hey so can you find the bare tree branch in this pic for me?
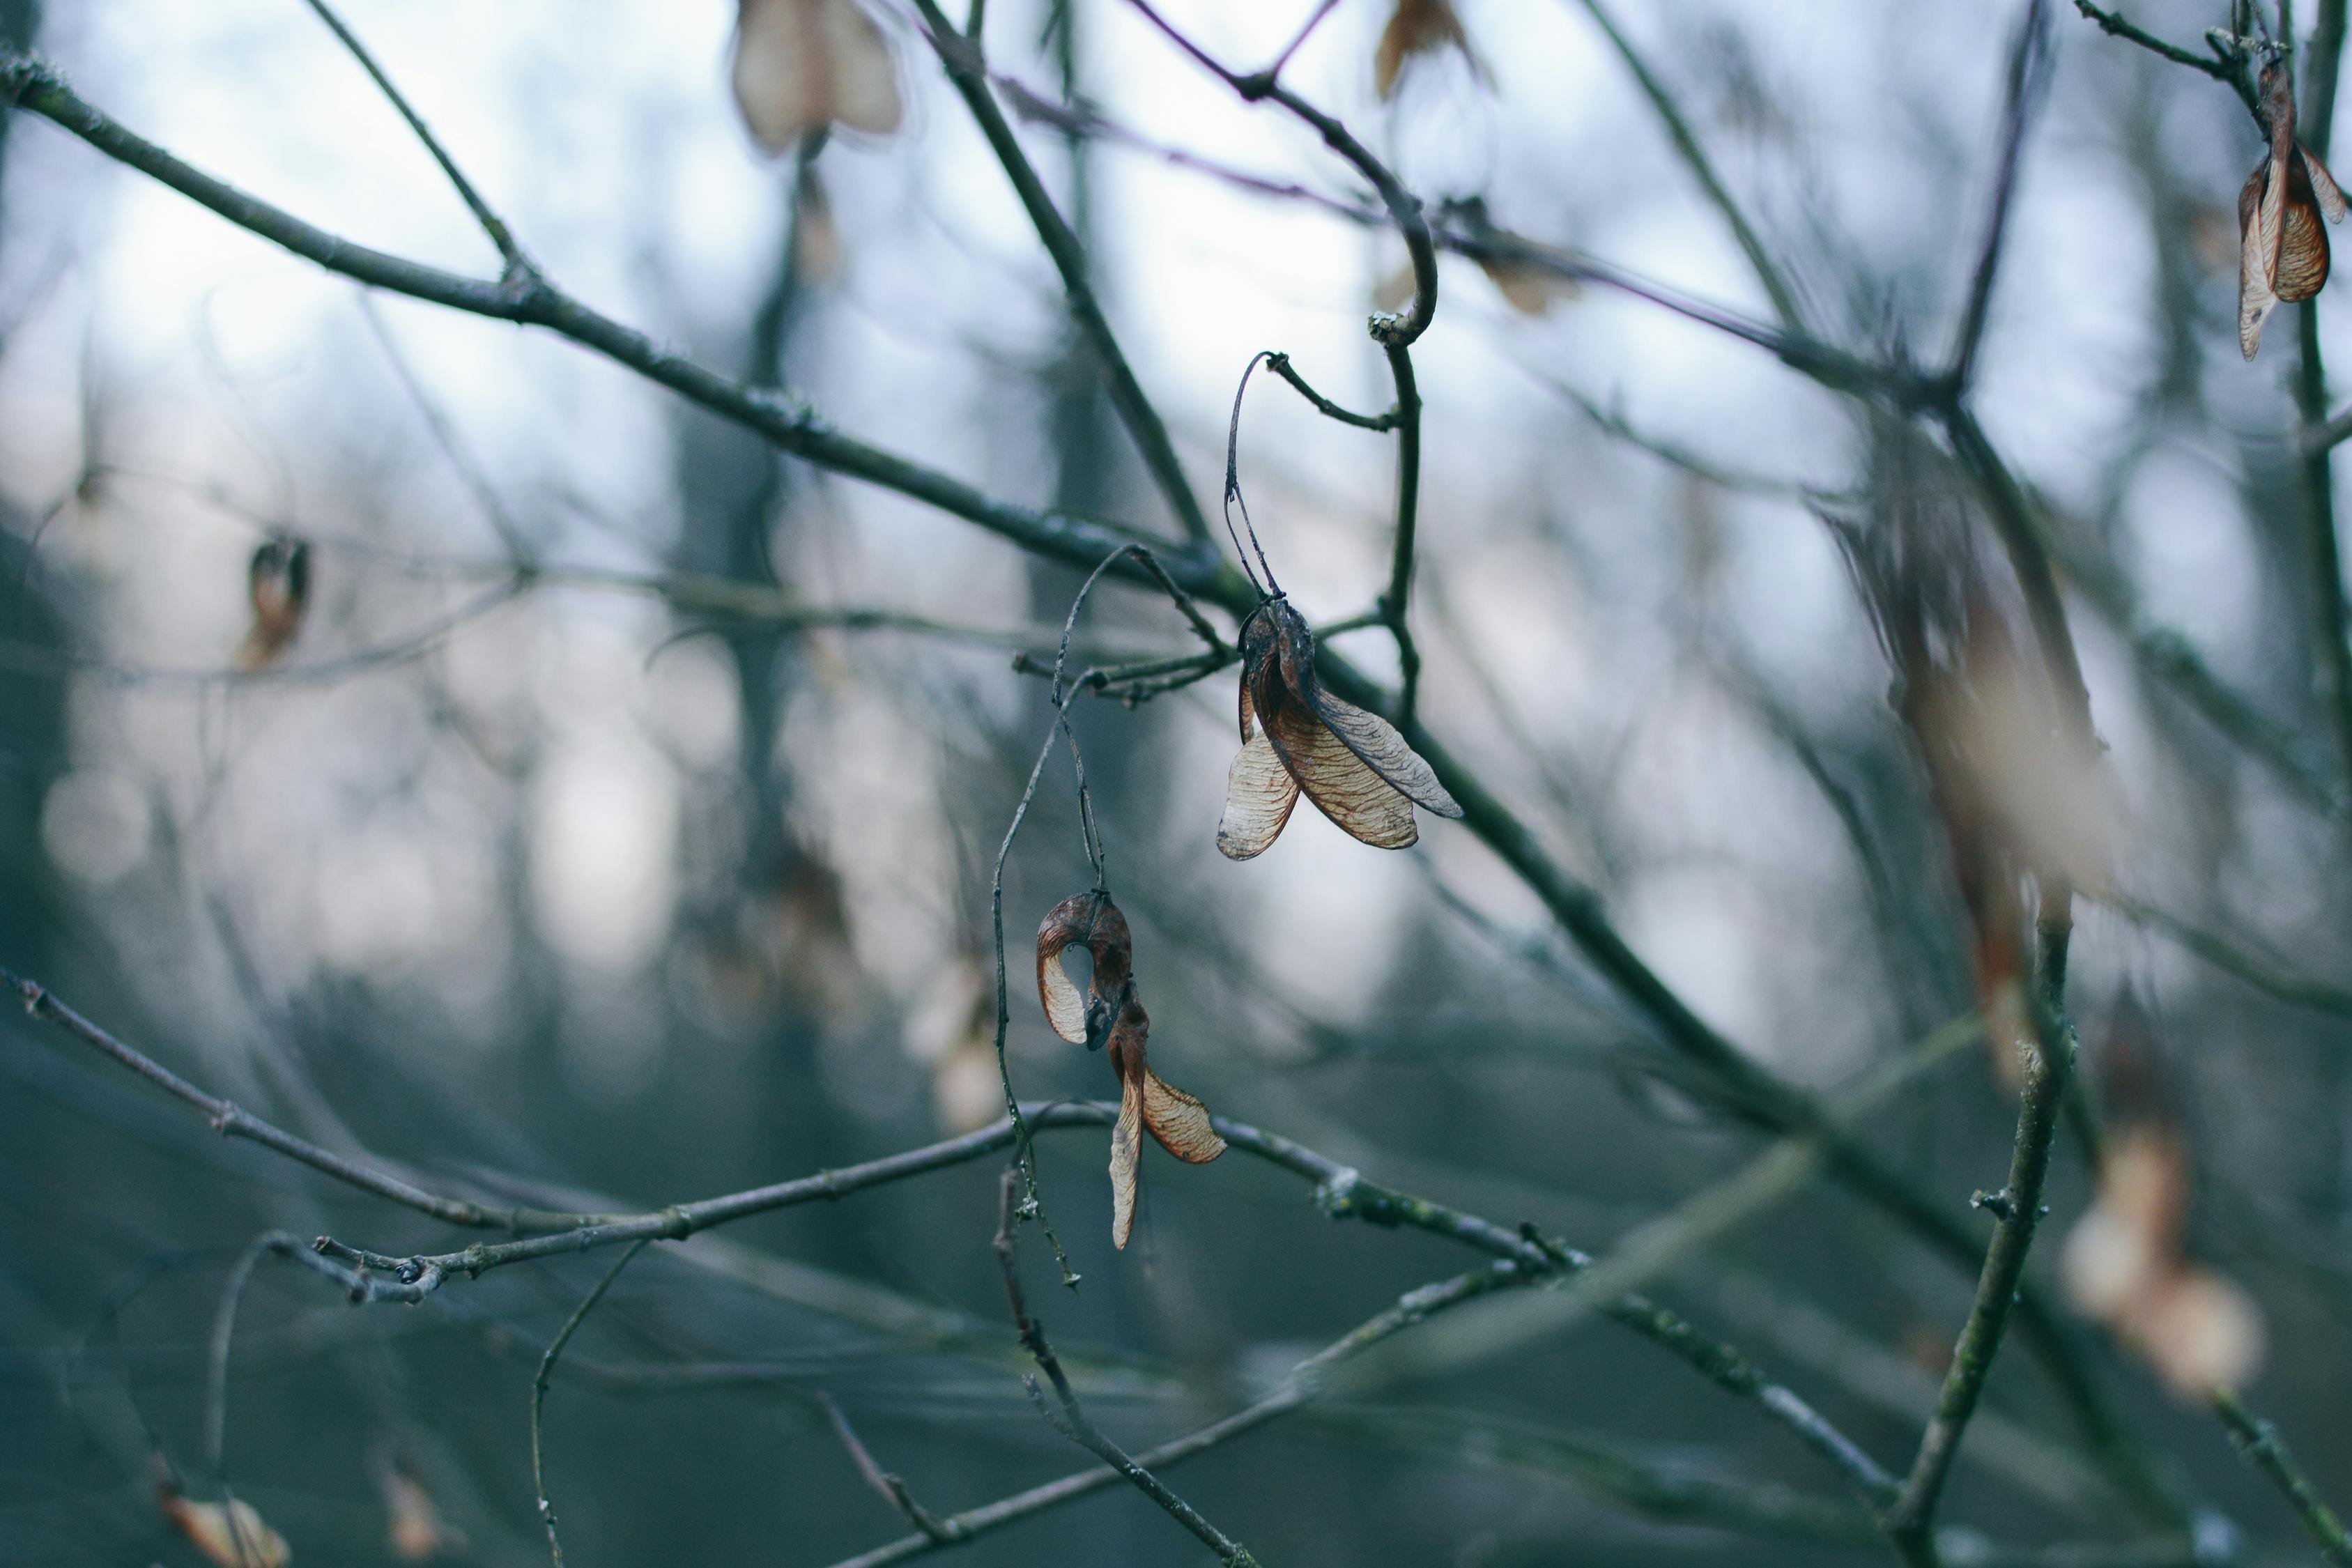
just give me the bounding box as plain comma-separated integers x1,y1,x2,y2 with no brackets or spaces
992,1166,1261,1565
2213,1387,2352,1565
909,1,1213,546
532,1241,648,1568
1570,0,1806,330
1946,0,2055,392
296,0,532,273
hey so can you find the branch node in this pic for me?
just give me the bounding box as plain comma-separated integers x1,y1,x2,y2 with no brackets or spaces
1969,1187,2016,1221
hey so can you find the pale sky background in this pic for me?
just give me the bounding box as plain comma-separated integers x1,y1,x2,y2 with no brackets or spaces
0,0,2297,1100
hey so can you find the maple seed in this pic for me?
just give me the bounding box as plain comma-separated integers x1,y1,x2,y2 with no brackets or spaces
1217,597,1463,859
237,536,310,672
160,1480,293,1568
1036,890,1224,1250
2238,61,2346,360
731,0,903,151
1373,0,1489,101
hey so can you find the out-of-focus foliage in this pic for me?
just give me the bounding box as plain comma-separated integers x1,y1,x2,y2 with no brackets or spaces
2,2,2350,1566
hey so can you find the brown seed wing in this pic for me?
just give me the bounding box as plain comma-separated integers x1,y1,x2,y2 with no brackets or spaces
1302,686,1463,817
1217,725,1302,860
2241,158,2282,359
2307,146,2348,224
2278,155,2333,302
1035,899,1091,1044
1109,1056,1143,1250
820,0,902,135
1142,1070,1225,1163
1374,0,1479,100
1264,701,1418,849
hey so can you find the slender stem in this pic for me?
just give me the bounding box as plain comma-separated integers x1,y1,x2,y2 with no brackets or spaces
907,0,1211,546
0,56,1191,589
1946,0,2053,392
2290,0,2352,822
1378,342,1424,728
820,1394,955,1544
1263,351,1397,431
2294,5,2352,829
2107,891,2352,1015
2213,1388,2352,1565
1121,0,1438,346
1262,0,1342,83
994,1167,1259,1565
1571,0,1805,330
1884,988,2077,1565
356,295,532,560
532,1241,647,1568
822,1261,1521,1568
297,0,529,271
2,964,597,1231
2072,1,2246,89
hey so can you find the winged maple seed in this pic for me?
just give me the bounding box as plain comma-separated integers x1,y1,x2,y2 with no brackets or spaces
236,537,310,672
731,0,902,152
1217,597,1463,859
159,1479,293,1568
2060,1123,2264,1398
1035,890,1224,1249
1373,0,1489,100
2239,60,2346,360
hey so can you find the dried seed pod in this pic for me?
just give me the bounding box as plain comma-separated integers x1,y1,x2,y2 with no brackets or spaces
1217,597,1462,859
160,1482,293,1568
732,0,902,151
2059,1045,2265,1401
374,1447,463,1562
236,536,310,671
1476,252,1578,315
2238,61,2345,360
1036,890,1223,1248
1373,0,1488,100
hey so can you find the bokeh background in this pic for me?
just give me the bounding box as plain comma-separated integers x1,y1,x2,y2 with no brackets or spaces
3,0,2349,1563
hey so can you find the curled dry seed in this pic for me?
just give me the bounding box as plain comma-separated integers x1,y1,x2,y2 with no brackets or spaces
236,537,309,672
1036,890,1223,1248
1217,597,1462,859
731,0,902,151
2239,61,2345,360
160,1482,293,1568
375,1445,464,1562
1373,0,1489,101
2060,1125,2263,1397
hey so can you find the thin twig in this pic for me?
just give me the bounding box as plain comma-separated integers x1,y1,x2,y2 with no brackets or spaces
2293,0,2352,831
822,1261,1522,1568
2212,1387,2352,1565
2034,510,2344,815
1570,0,1806,330
820,1394,956,1544
532,1241,647,1568
1379,342,1424,727
0,578,527,689
0,56,1194,590
907,0,1211,546
356,295,532,561
1122,0,1438,347
1262,351,1397,431
2106,892,2352,1017
992,1167,1259,1565
3,964,598,1231
1884,988,2077,1565
2071,1,2246,89
1946,0,2054,392
296,0,530,272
